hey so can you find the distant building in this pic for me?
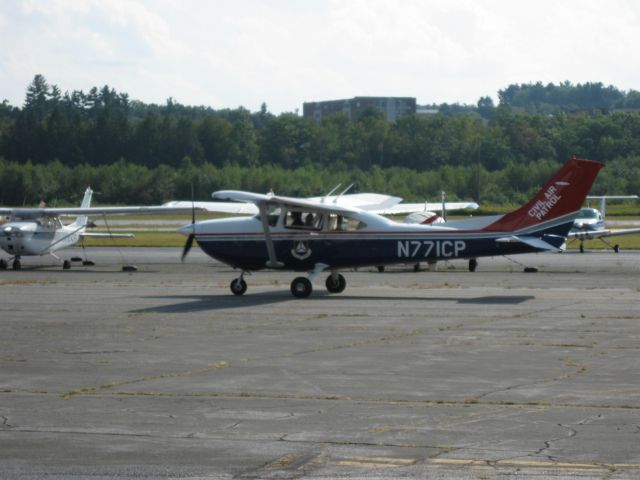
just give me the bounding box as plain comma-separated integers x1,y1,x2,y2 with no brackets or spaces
303,96,416,121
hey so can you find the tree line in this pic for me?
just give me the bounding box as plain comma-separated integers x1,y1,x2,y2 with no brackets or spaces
1,75,639,206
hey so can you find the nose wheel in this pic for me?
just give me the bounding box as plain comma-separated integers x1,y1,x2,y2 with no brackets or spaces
230,277,248,296
291,277,313,298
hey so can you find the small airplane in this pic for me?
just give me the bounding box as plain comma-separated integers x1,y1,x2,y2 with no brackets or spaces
568,195,640,252
179,157,603,298
0,187,198,270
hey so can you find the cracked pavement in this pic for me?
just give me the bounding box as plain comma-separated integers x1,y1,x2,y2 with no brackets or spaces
1,248,640,478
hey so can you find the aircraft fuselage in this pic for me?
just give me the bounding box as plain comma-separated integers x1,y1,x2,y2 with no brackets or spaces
187,213,572,271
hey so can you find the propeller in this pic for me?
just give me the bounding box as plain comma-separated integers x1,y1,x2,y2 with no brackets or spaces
181,183,196,262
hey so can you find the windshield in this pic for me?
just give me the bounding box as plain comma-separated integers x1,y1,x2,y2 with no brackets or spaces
577,208,598,219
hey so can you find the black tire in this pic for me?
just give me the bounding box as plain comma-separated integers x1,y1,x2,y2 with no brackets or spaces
0,259,7,270
230,278,247,296
325,273,346,294
12,259,21,271
377,265,385,272
62,260,71,270
291,277,312,298
468,258,478,272
614,244,620,253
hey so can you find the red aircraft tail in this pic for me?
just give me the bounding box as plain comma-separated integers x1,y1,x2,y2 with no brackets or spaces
483,157,604,232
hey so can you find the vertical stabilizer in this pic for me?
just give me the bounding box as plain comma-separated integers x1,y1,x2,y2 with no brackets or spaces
72,187,93,227
483,157,604,233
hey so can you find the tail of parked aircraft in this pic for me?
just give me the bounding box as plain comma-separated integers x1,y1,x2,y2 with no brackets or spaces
72,187,93,228
483,157,604,234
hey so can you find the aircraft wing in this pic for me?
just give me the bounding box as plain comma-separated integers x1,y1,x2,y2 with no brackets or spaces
306,193,403,211
568,227,640,240
162,201,259,214
2,205,202,219
212,190,361,215
164,193,402,214
372,201,480,215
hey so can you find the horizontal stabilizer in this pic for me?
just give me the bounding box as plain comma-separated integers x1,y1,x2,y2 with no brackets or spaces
496,235,562,252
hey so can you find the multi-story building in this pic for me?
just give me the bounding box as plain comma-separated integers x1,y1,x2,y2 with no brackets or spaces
303,96,416,121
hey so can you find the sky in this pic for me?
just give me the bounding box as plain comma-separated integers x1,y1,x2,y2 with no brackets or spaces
1,0,639,114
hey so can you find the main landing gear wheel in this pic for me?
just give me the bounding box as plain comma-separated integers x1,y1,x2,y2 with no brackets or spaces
230,278,247,296
0,259,7,270
12,259,21,271
291,277,312,298
62,260,71,270
325,273,346,294
468,258,478,272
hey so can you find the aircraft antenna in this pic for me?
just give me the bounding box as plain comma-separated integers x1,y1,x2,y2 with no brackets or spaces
322,184,341,203
335,183,354,203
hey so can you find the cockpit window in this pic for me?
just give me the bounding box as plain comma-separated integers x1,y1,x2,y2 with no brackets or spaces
577,209,598,219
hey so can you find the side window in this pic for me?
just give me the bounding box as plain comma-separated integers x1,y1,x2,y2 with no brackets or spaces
328,214,366,231
285,210,323,230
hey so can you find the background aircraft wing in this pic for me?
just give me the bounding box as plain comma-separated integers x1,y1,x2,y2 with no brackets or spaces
372,201,480,215
568,229,610,240
7,205,204,218
569,227,640,240
213,190,361,215
604,227,640,237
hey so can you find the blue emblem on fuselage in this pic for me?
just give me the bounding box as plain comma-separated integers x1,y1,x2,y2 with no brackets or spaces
291,240,312,260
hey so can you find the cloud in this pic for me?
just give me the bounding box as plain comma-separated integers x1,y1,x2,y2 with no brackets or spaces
1,0,640,112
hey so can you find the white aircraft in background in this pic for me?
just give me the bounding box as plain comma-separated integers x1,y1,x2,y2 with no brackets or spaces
568,195,640,252
0,187,198,270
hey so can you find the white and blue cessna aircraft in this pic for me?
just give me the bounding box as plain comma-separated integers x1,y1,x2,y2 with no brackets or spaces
179,157,604,298
0,187,197,270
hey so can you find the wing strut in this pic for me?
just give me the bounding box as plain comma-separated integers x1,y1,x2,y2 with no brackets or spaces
258,203,284,268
